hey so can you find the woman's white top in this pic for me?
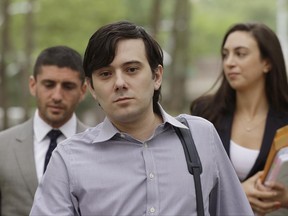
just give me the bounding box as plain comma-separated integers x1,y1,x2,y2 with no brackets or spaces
230,140,260,181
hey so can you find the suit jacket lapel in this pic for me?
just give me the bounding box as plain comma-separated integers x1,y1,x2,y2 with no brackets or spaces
12,119,38,197
215,108,288,181
9,119,87,197
218,113,233,156
248,108,288,178
11,118,87,198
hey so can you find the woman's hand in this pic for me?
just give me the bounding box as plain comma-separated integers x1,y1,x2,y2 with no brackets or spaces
242,171,281,215
259,180,288,209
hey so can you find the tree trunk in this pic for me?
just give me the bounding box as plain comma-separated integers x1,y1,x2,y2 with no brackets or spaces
21,0,35,120
167,0,191,113
150,0,162,39
0,0,11,130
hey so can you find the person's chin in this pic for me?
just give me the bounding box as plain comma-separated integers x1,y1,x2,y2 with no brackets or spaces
47,111,65,120
116,110,139,121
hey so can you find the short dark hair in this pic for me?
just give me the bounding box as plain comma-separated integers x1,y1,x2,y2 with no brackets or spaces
33,46,85,83
83,21,163,113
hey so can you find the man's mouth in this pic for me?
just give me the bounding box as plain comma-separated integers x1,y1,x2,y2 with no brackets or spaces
48,105,64,112
114,97,132,103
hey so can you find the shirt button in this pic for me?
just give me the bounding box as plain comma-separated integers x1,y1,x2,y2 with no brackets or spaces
149,207,156,213
144,142,148,148
149,172,154,179
120,133,125,138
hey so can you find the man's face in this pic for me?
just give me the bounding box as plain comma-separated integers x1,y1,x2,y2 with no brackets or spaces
88,39,162,126
29,66,86,128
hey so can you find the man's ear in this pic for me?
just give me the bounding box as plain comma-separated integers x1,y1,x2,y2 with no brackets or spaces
29,75,36,97
86,77,97,100
79,81,87,102
154,65,163,90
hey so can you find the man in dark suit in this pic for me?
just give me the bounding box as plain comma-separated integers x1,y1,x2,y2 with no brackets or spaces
0,46,87,216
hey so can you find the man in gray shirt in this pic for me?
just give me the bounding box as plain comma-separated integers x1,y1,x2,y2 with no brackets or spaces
30,21,254,216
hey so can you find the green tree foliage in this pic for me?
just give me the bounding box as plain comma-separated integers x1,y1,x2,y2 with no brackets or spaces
191,0,276,57
35,0,126,54
0,0,280,125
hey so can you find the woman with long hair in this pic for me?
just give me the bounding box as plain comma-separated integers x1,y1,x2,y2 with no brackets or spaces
191,22,288,215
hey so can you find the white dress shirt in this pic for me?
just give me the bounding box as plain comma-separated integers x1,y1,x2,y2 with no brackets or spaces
33,109,77,182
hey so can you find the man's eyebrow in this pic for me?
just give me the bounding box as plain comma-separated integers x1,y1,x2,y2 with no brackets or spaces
40,79,77,85
40,79,55,83
62,81,77,85
96,60,143,71
121,60,143,67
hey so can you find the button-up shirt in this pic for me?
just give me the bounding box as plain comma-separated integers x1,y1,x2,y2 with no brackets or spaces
30,107,253,216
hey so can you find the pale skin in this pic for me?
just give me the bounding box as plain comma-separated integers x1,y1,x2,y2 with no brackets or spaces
87,39,163,141
222,31,288,214
29,66,87,128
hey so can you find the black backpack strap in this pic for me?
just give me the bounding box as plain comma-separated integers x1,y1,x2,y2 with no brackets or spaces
174,117,204,216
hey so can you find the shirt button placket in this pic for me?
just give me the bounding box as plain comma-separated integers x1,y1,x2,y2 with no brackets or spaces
149,207,156,214
143,141,159,215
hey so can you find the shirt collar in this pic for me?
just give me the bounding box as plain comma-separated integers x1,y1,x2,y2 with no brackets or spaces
92,103,187,143
158,104,188,129
33,109,77,142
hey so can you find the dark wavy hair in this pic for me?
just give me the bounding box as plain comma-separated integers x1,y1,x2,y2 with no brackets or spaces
190,22,288,129
83,21,164,115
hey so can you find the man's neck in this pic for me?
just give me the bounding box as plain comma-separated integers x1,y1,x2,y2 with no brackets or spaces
112,112,163,142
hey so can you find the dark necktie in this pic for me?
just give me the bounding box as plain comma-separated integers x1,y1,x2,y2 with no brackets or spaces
44,129,62,173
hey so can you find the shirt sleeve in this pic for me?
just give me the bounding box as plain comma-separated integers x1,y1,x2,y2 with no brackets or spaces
209,125,254,216
30,145,78,216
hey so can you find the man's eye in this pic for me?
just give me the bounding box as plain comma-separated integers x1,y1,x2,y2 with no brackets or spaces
99,71,111,77
44,83,55,88
63,84,76,90
127,67,138,73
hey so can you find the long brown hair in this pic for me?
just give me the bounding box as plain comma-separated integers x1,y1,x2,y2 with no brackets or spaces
190,22,288,129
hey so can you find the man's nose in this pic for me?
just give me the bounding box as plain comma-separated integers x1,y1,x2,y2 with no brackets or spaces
114,71,127,90
51,85,63,102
